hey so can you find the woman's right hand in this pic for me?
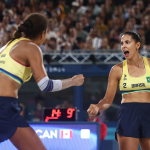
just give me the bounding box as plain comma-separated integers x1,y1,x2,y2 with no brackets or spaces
87,104,99,115
71,74,84,86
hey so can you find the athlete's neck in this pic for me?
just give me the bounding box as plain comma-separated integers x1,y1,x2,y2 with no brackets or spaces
127,54,143,67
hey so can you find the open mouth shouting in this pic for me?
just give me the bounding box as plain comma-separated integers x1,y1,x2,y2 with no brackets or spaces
123,50,129,57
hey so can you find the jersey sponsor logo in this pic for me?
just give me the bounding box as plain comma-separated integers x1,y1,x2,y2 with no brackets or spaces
1,54,6,57
0,61,5,64
123,74,127,80
131,83,145,88
26,76,30,80
146,77,150,83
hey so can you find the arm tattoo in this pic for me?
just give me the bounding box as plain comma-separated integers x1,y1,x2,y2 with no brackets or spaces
32,68,40,81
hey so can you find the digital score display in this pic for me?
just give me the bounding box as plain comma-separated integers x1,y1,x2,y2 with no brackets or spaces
44,108,76,121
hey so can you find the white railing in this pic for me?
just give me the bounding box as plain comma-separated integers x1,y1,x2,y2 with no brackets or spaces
42,49,149,64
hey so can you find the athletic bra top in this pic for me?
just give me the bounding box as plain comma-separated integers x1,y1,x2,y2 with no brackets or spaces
0,37,32,84
119,57,150,94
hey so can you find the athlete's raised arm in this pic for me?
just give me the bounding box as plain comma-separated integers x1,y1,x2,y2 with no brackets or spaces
87,64,122,115
26,43,84,92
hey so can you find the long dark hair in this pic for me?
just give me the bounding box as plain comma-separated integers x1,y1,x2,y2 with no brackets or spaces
13,13,48,40
121,31,142,50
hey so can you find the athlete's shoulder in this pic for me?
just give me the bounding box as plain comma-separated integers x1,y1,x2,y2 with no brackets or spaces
111,61,123,72
21,41,42,57
109,62,123,79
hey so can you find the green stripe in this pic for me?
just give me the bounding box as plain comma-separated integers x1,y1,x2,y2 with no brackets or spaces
122,89,150,95
0,70,22,84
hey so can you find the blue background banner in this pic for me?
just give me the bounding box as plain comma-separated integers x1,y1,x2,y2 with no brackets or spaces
45,65,113,76
0,122,100,150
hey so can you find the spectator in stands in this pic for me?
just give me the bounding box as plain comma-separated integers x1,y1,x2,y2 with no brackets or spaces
0,22,5,42
30,0,38,13
55,100,73,109
7,30,13,41
63,16,73,33
80,15,93,33
87,28,102,50
136,0,145,13
57,1,66,20
143,3,150,16
94,16,108,36
24,6,31,14
88,112,107,140
71,1,80,21
46,1,53,18
51,10,61,31
62,100,73,108
75,21,88,40
84,38,95,50
110,40,120,50
58,0,70,16
22,11,29,21
86,0,101,19
39,2,47,15
45,37,57,51
0,2,6,21
109,29,120,43
43,37,57,64
67,12,76,26
125,7,136,23
7,9,15,24
12,14,22,29
76,0,87,15
128,17,139,32
67,27,77,48
112,6,125,27
112,16,123,34
34,100,44,121
99,5,109,25
60,42,72,51
105,0,115,19
72,37,85,50
85,9,93,21
2,15,11,32
122,0,132,19
17,0,25,15
99,38,110,50
123,21,134,32
46,19,57,40
0,33,8,47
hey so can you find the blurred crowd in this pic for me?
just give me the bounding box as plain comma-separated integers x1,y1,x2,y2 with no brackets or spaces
0,0,150,53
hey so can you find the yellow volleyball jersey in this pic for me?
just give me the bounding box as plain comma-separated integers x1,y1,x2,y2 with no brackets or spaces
0,37,32,84
119,57,150,94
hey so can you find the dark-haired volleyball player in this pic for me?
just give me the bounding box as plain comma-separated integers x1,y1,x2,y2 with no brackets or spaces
0,13,84,150
88,31,150,150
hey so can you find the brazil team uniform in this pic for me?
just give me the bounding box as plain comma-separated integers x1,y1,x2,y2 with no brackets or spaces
0,38,32,142
116,57,150,139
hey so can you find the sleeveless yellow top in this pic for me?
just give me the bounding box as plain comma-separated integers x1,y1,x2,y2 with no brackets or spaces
0,37,32,84
119,57,150,94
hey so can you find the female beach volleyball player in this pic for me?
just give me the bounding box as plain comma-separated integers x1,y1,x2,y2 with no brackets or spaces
0,13,84,150
88,31,150,150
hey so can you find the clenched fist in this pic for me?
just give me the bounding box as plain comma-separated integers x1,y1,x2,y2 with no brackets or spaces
71,74,84,86
87,104,99,115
